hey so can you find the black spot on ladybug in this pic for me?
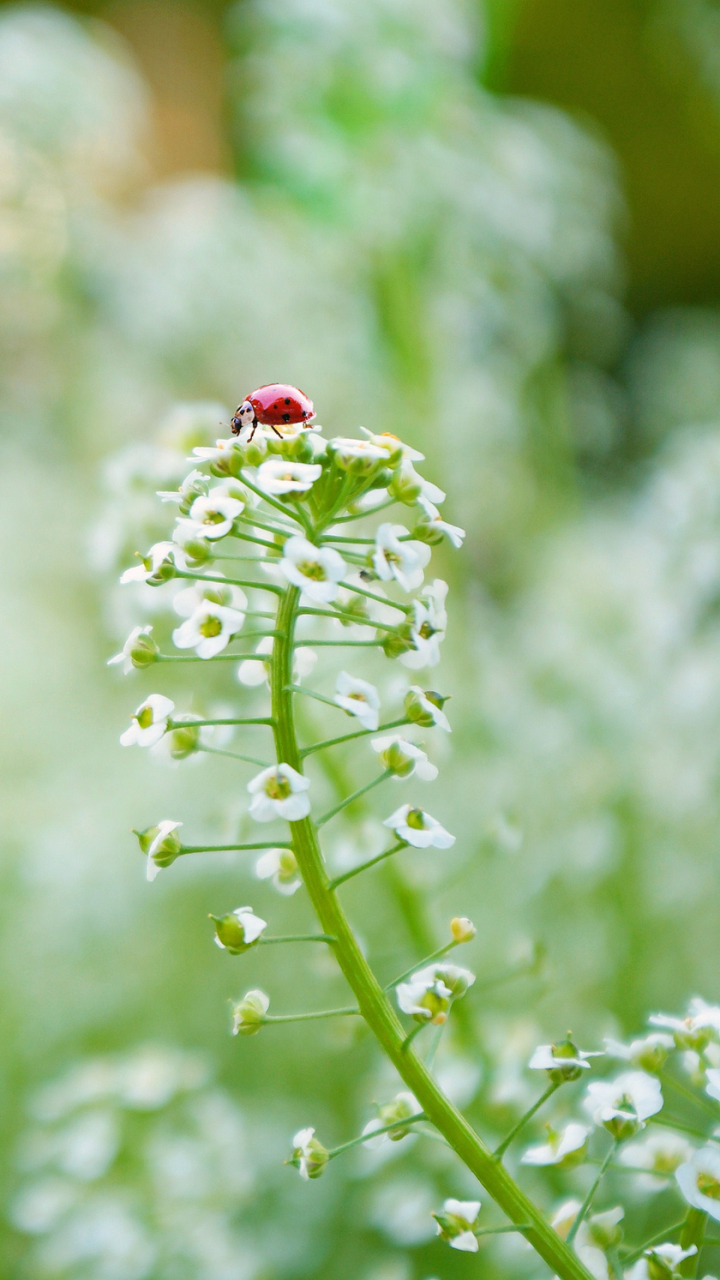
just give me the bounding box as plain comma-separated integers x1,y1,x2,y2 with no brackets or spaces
282,413,290,422
284,397,291,404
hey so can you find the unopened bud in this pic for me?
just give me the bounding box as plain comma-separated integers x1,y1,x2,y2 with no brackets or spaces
163,718,200,760
290,1127,329,1180
404,687,450,728
382,623,415,659
388,460,423,505
129,628,159,669
210,906,267,954
451,917,476,944
585,1207,623,1251
231,989,269,1035
134,819,183,878
378,1092,419,1141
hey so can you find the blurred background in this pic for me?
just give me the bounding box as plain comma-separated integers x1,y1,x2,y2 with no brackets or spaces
3,0,720,1275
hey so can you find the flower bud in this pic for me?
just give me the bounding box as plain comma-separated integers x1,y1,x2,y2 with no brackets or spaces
382,622,416,659
378,1092,420,1141
210,906,267,954
388,460,423,505
174,528,214,568
404,687,450,729
290,1127,329,1180
585,1207,623,1251
134,819,183,879
411,519,445,545
209,444,246,478
231,989,269,1035
432,1198,481,1252
451,917,476,944
163,718,200,760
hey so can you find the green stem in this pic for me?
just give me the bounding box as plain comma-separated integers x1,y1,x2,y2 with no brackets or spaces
493,1081,561,1160
263,1006,360,1024
385,940,459,991
296,639,384,647
259,934,336,945
157,652,272,664
328,842,407,890
170,717,274,728
286,683,340,709
236,473,311,531
298,606,397,633
199,746,270,766
649,1113,716,1142
661,1071,720,1121
567,1139,619,1244
269,584,596,1280
338,580,411,613
330,496,398,523
328,1112,426,1158
174,568,283,595
180,841,293,853
679,1208,707,1278
315,770,392,828
621,1219,688,1265
301,718,409,758
474,1225,534,1237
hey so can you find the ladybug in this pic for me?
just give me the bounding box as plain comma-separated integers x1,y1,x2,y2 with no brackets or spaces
231,384,315,440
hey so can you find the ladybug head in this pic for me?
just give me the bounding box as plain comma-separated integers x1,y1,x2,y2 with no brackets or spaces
231,400,255,436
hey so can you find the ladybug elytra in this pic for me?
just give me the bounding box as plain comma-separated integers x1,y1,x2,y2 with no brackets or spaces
231,384,315,440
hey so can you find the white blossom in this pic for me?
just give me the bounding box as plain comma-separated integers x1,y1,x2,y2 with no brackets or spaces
139,820,183,882
529,1040,601,1076
677,1147,720,1221
404,686,451,732
521,1122,590,1167
157,467,208,506
584,1071,663,1137
416,495,466,548
396,963,475,1024
184,491,244,540
255,847,301,895
172,578,247,618
334,672,380,730
107,626,157,673
383,804,455,848
390,459,446,506
291,1127,328,1180
248,763,311,822
649,998,720,1049
626,1243,697,1280
211,906,267,953
432,1198,481,1252
329,437,388,470
120,694,174,748
256,459,322,495
372,523,431,593
371,735,438,780
552,1203,624,1280
619,1131,694,1189
280,535,346,603
231,989,269,1036
237,636,316,687
359,428,424,463
192,438,245,466
400,580,448,669
172,601,245,659
119,541,175,585
604,1033,674,1073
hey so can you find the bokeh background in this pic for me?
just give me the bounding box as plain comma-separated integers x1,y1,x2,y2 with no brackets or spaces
3,0,720,1276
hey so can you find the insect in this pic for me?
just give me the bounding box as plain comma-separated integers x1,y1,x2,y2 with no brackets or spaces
231,384,315,441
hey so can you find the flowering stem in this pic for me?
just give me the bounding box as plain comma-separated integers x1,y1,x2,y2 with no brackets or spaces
180,841,293,853
199,746,270,766
679,1209,707,1278
661,1071,720,1120
262,1006,361,1024
567,1138,620,1244
650,1113,719,1142
328,842,408,890
171,717,275,728
327,1112,427,1159
474,1224,534,1236
157,652,270,663
331,496,398,522
316,770,393,828
236,474,311,530
298,606,398,633
338,580,412,613
295,639,385,647
230,530,279,551
285,683,341,709
493,1081,561,1159
269,583,595,1280
384,940,460,991
301,718,409,758
174,568,284,595
259,934,336,945
234,511,295,538
621,1219,688,1265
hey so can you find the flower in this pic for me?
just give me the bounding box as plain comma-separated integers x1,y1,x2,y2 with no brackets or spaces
521,1122,590,1167
649,997,720,1050
604,1033,674,1074
371,735,438,780
255,847,302,895
396,963,475,1024
210,906,267,954
626,1243,698,1280
171,520,214,569
677,1147,720,1221
383,804,455,848
359,428,424,464
450,917,477,943
529,1035,602,1082
192,437,245,467
552,1203,624,1280
329,437,388,474
404,686,451,732
120,541,176,586
231,989,269,1036
256,459,322,495
432,1198,481,1252
361,1092,420,1147
400,580,448,669
415,496,466,548
237,636,316,687
290,1128,328,1180
172,601,246,659
584,1071,663,1139
247,763,311,822
135,820,183,881
334,672,381,730
108,626,159,673
279,536,346,603
372,524,431,593
157,467,209,511
120,694,174,748
389,459,445,507
152,713,202,761
172,579,247,618
184,490,244,540
619,1131,694,1189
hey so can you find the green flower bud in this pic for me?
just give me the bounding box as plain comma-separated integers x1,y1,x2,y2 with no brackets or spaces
291,1127,329,1180
378,1092,419,1141
388,460,423,505
382,622,415,659
231,989,269,1035
163,719,200,760
411,519,445,545
134,820,183,878
450,917,476,944
404,687,450,728
585,1207,623,1251
127,628,159,669
210,906,267,954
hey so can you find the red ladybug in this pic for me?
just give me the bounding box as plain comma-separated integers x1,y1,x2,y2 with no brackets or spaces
231,384,315,440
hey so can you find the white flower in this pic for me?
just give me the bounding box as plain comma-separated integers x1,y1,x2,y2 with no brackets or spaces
256,459,322,494
330,437,388,471
584,1071,663,1138
677,1147,720,1221
383,804,455,848
120,541,176,585
416,495,466,548
361,1092,420,1148
248,763,311,822
157,467,208,506
211,905,267,953
192,437,244,465
529,1038,602,1079
255,847,302,895
120,694,174,748
280,536,346,603
619,1131,694,1189
291,1127,328,1180
432,1198,481,1252
390,459,446,506
184,491,244,540
605,1033,674,1073
359,427,425,463
137,820,183,882
626,1243,697,1280
521,1122,590,1167
649,997,720,1049
237,636,316,687
107,625,158,673
400,580,448,669
552,1203,624,1280
172,601,245,659
172,579,247,618
371,735,438,780
397,963,475,1024
372,524,431,593
404,686,451,732
231,989,269,1035
334,672,380,730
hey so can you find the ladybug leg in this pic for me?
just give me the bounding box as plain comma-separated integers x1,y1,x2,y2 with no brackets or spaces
270,424,284,439
247,417,259,441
